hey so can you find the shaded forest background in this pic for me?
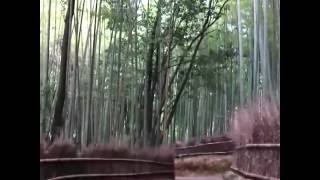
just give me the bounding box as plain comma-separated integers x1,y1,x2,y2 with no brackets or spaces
40,0,280,148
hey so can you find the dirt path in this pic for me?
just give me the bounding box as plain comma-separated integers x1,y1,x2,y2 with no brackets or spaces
175,174,223,180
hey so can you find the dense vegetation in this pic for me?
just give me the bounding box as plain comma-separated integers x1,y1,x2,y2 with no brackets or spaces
40,0,280,148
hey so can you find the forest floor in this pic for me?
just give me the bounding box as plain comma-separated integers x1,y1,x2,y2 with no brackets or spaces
174,155,233,180
175,175,224,180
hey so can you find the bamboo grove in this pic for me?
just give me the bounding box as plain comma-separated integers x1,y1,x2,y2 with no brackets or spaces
40,0,280,148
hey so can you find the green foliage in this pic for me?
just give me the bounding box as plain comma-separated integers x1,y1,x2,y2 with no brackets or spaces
40,0,279,145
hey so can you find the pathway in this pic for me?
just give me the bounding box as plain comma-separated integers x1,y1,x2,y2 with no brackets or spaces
176,175,223,180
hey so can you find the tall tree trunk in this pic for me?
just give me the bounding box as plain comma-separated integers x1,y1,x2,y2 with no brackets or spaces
116,0,124,136
104,22,115,142
236,0,244,106
87,0,101,145
143,0,162,146
262,0,271,98
252,0,259,101
50,0,75,141
109,26,117,139
42,0,52,137
96,23,103,143
72,0,86,147
224,70,228,131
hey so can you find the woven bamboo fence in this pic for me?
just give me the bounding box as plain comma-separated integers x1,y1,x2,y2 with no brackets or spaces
40,158,174,180
231,144,280,180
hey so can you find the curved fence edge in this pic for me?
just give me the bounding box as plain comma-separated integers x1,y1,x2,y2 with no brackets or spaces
230,166,279,180
176,140,234,150
40,158,174,166
47,171,174,180
175,151,234,158
236,143,280,150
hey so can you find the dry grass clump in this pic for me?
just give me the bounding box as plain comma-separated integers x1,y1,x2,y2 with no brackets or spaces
200,137,210,144
41,138,78,159
199,136,232,144
153,145,175,163
175,155,233,176
133,145,174,163
186,138,197,146
230,98,280,145
40,140,174,162
80,143,132,159
175,141,186,148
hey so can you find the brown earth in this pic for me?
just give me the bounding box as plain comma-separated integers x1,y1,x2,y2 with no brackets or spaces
175,155,233,178
175,174,224,180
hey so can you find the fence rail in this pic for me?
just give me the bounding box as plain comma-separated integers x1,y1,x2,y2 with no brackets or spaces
175,140,236,156
175,151,234,158
47,171,174,180
40,158,174,180
40,158,173,166
236,143,280,150
230,166,279,180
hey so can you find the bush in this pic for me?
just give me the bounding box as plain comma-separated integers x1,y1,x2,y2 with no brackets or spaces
80,143,132,159
230,98,280,145
175,141,185,148
186,138,197,146
40,138,77,159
